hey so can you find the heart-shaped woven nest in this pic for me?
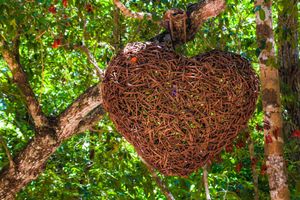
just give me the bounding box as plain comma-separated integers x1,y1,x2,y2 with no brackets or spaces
102,42,259,176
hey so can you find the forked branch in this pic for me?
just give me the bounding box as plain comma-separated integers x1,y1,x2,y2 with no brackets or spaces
0,40,48,129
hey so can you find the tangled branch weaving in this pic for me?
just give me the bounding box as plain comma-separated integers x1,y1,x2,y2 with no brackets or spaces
102,42,259,176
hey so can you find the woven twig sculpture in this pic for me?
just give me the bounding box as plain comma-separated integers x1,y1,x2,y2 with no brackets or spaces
102,42,259,176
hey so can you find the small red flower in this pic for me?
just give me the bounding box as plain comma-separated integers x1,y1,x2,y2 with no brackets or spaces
62,0,68,8
235,162,243,173
265,134,273,144
52,39,61,48
291,130,300,138
86,4,93,13
130,57,138,64
49,5,56,14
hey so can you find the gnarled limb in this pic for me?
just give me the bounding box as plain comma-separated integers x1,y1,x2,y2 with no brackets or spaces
0,83,104,199
151,0,226,46
187,0,226,28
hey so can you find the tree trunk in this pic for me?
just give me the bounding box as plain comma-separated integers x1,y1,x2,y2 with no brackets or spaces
254,0,290,199
278,0,299,130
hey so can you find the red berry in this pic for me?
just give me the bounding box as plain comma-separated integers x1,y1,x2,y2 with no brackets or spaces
52,39,61,48
130,57,138,64
49,5,56,14
235,162,243,173
291,130,300,138
86,4,93,12
62,0,68,8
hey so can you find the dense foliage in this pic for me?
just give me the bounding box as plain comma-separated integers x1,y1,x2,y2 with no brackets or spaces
0,0,299,199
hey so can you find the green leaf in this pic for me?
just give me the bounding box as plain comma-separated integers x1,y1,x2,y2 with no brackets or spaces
259,9,266,21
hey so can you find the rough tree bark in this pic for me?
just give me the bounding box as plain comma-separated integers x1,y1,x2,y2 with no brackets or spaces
278,0,299,130
114,0,226,47
254,0,290,199
0,0,226,199
0,41,104,200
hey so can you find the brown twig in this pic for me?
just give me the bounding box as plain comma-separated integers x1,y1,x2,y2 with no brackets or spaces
0,135,15,172
202,165,211,200
248,135,259,200
113,0,153,21
139,157,175,200
74,45,104,79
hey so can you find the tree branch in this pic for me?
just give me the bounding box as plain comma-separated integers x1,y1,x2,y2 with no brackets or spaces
57,84,103,140
248,136,259,200
202,164,211,200
187,0,226,27
74,45,105,79
0,41,48,129
139,157,175,200
151,0,226,46
0,135,15,172
113,0,153,20
0,83,104,199
77,105,106,133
